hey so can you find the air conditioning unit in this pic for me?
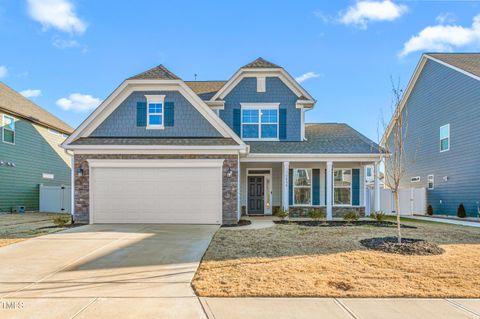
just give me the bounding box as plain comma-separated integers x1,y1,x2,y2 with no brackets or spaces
11,206,25,213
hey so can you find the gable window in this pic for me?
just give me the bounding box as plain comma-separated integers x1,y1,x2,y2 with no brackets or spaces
334,169,352,205
2,115,15,144
427,175,434,190
293,168,312,205
145,95,165,129
241,103,279,140
440,124,450,152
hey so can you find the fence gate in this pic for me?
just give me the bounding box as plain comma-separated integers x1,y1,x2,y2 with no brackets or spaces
39,185,71,213
373,187,426,215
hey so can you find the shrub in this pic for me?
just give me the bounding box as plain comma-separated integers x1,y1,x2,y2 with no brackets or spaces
457,203,467,218
53,215,71,227
274,207,289,220
343,211,359,222
371,211,387,222
309,208,326,221
427,205,433,216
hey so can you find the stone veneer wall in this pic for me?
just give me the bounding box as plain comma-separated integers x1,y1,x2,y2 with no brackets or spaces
288,206,365,218
74,154,238,225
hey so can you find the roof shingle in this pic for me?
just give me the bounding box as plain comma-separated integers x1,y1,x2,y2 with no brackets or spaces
247,123,380,154
242,57,281,69
427,53,480,78
0,82,73,134
128,64,180,80
185,81,226,100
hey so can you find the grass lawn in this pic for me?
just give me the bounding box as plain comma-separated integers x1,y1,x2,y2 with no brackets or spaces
0,212,73,247
192,219,480,298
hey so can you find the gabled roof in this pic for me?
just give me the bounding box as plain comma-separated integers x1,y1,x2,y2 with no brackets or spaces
242,57,281,69
426,53,480,78
128,64,180,80
381,53,480,145
248,123,380,154
0,82,73,134
185,81,227,100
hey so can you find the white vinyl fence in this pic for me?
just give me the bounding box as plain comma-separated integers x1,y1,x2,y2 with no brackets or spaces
367,187,427,215
39,185,71,213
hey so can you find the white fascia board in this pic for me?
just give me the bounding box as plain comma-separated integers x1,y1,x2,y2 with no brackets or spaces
380,55,428,146
87,158,225,168
241,153,383,162
62,79,246,148
206,100,225,109
426,55,480,82
74,149,241,155
65,144,246,150
209,68,316,103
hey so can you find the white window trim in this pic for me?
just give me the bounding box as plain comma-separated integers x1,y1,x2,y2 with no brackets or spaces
145,95,165,130
333,168,352,206
440,123,450,152
240,103,280,141
427,174,434,190
292,168,313,206
2,114,15,145
411,176,420,183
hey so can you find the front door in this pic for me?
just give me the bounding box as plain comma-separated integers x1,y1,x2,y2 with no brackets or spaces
248,176,264,214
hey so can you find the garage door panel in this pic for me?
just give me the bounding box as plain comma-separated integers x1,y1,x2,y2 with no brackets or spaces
91,166,222,224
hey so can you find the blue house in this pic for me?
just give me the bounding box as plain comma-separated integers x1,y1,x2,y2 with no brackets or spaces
63,58,382,225
382,53,480,216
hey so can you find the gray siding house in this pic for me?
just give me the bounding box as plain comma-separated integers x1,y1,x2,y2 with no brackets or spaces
382,53,480,216
63,58,382,225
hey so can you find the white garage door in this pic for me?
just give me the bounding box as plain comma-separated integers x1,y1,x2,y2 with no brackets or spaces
90,160,223,224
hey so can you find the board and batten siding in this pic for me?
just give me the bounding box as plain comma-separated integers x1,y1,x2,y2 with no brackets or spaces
90,91,222,137
389,59,480,216
220,77,302,141
0,112,71,212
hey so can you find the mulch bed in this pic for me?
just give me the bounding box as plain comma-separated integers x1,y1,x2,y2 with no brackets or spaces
360,236,445,255
274,220,417,228
221,219,252,228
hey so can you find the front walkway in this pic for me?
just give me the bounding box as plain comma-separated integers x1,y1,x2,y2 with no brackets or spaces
408,215,480,228
201,297,480,319
0,224,218,319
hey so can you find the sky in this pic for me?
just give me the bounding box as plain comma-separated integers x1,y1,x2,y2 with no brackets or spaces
0,0,479,141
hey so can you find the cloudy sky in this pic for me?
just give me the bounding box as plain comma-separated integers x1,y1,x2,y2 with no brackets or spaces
0,0,479,140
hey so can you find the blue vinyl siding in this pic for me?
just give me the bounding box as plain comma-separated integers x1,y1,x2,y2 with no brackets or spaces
388,59,480,216
91,91,222,137
220,77,302,141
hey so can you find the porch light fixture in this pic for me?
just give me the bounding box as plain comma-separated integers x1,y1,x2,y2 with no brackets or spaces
77,168,84,177
226,168,233,178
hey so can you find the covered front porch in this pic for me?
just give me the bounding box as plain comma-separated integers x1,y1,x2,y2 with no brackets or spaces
239,156,381,220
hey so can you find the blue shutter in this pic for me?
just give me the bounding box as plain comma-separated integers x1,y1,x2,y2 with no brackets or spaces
233,109,241,136
288,169,293,206
136,102,147,127
352,169,360,206
164,102,174,127
279,109,287,140
312,169,320,205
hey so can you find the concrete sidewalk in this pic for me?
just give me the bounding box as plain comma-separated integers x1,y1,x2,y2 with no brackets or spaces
201,298,480,319
407,215,480,228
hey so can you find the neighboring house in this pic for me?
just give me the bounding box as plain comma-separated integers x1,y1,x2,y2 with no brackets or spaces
381,53,480,216
0,82,73,212
62,58,382,225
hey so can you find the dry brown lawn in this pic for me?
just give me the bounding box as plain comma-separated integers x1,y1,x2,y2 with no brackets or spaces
0,212,73,248
192,219,480,298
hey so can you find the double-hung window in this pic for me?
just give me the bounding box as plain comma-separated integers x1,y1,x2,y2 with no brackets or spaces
2,115,15,144
293,168,312,205
241,104,279,140
440,124,450,152
145,95,165,129
334,169,352,205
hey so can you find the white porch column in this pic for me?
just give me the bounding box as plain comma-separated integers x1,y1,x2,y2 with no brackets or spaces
326,161,333,220
363,165,370,216
282,161,290,211
374,161,381,212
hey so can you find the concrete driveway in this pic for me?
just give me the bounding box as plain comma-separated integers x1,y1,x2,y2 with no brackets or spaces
0,224,218,319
